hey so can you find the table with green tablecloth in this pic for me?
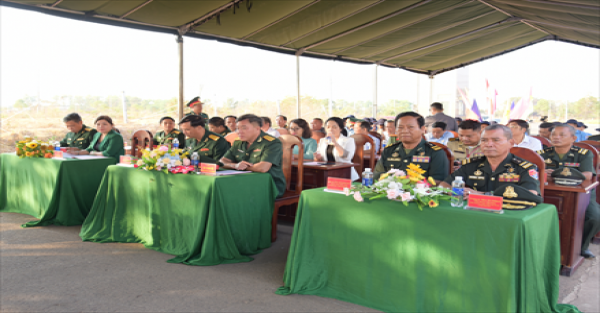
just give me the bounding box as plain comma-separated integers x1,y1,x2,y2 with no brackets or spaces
79,165,278,266
0,153,116,227
277,188,581,313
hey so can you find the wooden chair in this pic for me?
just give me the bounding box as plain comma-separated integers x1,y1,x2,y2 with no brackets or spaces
311,131,326,142
449,130,459,139
575,141,600,244
130,130,153,158
277,128,289,135
272,134,304,242
351,134,375,177
533,135,553,148
510,147,546,197
429,142,454,175
224,132,239,145
369,131,383,154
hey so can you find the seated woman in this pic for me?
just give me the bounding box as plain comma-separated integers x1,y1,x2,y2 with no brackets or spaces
313,117,358,181
288,118,317,160
153,116,186,148
72,115,125,159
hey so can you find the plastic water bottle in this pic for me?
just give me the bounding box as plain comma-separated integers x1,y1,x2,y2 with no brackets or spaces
54,141,61,151
362,168,374,187
326,136,332,144
382,139,387,150
451,176,465,207
191,152,200,173
172,138,179,149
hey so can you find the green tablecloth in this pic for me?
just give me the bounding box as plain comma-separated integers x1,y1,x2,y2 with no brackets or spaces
277,188,581,313
80,166,278,266
0,154,116,227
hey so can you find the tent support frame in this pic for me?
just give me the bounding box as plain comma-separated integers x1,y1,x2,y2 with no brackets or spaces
177,35,184,121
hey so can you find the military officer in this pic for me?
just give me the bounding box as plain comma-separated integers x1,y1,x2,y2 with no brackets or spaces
374,112,449,182
207,117,231,137
441,124,540,196
153,116,186,148
59,113,97,150
447,119,483,164
179,115,229,164
220,114,286,198
184,96,209,121
538,123,599,259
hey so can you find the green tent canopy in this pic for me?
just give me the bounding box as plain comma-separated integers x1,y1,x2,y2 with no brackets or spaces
2,0,599,75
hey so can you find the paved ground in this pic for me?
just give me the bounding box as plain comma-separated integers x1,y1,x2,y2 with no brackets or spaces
1,212,598,313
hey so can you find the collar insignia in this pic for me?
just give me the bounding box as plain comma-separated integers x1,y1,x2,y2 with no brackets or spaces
508,167,515,173
545,158,552,164
503,186,518,199
392,152,399,157
474,169,483,176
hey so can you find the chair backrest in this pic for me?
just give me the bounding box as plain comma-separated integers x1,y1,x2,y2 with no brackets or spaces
368,131,383,153
277,128,289,135
532,135,553,147
510,147,546,197
429,142,454,175
449,130,459,138
311,131,326,142
130,130,153,158
224,132,239,145
278,134,304,194
574,142,599,173
581,140,600,203
351,134,375,176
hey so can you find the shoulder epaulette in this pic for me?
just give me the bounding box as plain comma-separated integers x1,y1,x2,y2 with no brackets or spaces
513,157,535,169
448,137,459,142
84,127,92,132
570,146,579,151
172,130,180,135
425,141,442,151
208,134,220,141
461,156,483,165
385,141,402,149
578,148,589,155
263,135,275,142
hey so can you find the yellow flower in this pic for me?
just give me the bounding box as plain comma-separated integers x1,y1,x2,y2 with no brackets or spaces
26,142,38,149
379,173,390,180
18,141,26,144
428,200,438,207
24,137,32,142
407,163,426,174
148,166,153,170
428,176,436,186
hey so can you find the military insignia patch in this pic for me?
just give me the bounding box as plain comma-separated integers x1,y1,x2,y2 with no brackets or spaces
508,167,515,173
77,138,84,141
200,148,209,151
263,135,275,141
503,186,518,198
474,169,483,176
545,158,552,164
529,169,538,180
412,156,430,163
392,152,399,157
564,163,580,167
208,135,220,141
561,167,572,176
431,146,441,151
254,149,261,152
420,152,425,156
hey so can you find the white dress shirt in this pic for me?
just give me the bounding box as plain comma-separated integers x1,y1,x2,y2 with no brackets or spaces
316,135,359,181
426,131,455,145
265,127,280,138
514,134,542,151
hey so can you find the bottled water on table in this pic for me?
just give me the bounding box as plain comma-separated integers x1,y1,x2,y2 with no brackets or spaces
191,152,200,173
172,138,179,148
54,142,61,151
362,168,374,187
451,176,465,207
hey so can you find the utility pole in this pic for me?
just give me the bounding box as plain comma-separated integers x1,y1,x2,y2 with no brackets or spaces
122,91,128,123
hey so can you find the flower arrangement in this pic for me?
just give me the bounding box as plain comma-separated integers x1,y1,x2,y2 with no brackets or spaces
135,145,189,174
15,136,54,158
347,164,452,210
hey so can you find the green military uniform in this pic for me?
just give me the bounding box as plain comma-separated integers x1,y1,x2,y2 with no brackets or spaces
538,146,600,251
153,129,186,149
374,138,449,181
185,130,230,164
59,124,97,149
446,138,483,162
222,131,286,198
219,128,232,137
185,112,209,129
443,153,540,194
587,134,600,141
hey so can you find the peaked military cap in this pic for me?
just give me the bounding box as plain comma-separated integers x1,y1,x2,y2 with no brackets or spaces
494,185,543,210
551,166,585,186
186,97,203,108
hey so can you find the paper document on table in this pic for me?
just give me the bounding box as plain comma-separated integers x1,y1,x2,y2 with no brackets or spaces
324,189,346,195
303,161,324,166
116,163,135,167
72,155,111,160
215,170,252,176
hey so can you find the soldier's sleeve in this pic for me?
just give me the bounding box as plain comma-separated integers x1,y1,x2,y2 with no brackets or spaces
59,134,69,147
259,140,283,166
100,133,124,158
518,165,541,194
579,151,595,175
222,143,237,162
83,129,98,149
152,133,160,146
211,139,230,164
373,157,387,181
85,133,98,153
428,149,449,181
177,132,187,149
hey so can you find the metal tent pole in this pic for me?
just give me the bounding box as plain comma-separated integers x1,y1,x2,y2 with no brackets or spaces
429,75,434,105
296,54,301,118
177,35,184,121
373,64,378,117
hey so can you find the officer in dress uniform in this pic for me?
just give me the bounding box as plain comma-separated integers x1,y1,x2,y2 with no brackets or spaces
441,124,541,196
447,119,483,164
374,112,448,182
220,114,286,198
59,113,97,149
153,116,186,148
178,115,229,164
538,123,599,259
184,97,209,121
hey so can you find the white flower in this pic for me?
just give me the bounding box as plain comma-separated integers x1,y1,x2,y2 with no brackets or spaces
400,192,412,201
343,187,350,196
386,189,400,200
353,191,364,202
413,183,430,196
388,182,401,190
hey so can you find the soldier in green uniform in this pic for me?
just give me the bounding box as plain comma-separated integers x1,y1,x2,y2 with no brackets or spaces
440,124,541,196
207,117,231,137
374,112,449,182
220,114,286,198
538,123,599,259
59,113,97,150
184,97,209,121
178,115,229,164
153,116,186,148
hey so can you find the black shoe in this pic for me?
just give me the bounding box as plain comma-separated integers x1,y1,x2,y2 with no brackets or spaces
581,249,596,259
